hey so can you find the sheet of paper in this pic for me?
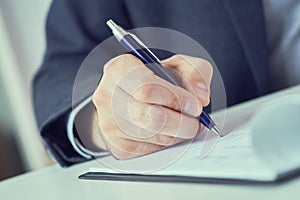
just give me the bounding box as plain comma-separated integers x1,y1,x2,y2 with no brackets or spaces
251,96,300,176
90,113,277,181
151,124,276,181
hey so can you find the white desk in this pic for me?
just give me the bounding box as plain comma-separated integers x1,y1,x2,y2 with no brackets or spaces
1,85,300,200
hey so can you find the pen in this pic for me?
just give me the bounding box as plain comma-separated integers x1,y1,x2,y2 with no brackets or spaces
106,19,222,136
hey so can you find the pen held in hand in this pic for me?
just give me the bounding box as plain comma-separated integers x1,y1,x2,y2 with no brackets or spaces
106,19,222,136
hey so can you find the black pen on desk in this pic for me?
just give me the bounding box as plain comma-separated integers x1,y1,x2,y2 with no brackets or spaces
106,19,222,136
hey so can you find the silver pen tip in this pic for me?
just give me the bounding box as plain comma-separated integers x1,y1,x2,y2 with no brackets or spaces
211,125,223,137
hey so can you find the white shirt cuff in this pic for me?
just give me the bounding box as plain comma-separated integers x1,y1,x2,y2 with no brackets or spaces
67,96,109,159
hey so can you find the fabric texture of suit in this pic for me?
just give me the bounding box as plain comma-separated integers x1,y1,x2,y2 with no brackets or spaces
33,0,271,167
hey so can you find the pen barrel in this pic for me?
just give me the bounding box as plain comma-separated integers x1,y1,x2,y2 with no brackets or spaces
198,112,215,129
120,35,179,86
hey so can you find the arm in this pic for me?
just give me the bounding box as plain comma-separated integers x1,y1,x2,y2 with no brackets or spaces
33,0,131,166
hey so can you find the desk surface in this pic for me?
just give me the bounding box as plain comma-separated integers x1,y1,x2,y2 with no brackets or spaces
1,85,300,200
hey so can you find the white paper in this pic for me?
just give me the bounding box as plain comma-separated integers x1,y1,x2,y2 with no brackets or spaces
90,123,276,181
88,95,300,182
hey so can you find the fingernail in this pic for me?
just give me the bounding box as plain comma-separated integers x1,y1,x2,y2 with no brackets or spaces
184,101,200,116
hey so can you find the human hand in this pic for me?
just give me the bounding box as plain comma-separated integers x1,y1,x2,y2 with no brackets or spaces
91,54,213,159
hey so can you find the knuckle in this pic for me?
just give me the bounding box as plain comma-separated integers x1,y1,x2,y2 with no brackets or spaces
169,96,180,110
172,54,184,60
103,56,120,75
172,54,186,65
134,84,155,102
165,54,186,68
92,79,110,107
92,90,107,108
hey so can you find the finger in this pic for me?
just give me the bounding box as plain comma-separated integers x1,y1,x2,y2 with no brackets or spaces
162,54,213,106
143,104,201,139
94,101,181,154
117,69,202,117
102,54,203,117
94,75,163,140
109,86,201,139
93,85,202,160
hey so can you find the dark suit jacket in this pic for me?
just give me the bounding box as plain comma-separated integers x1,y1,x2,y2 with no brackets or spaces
33,0,271,167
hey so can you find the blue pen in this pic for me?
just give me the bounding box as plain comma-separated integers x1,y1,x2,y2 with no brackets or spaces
107,19,221,136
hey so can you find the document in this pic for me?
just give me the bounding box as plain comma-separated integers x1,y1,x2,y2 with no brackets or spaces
80,106,300,183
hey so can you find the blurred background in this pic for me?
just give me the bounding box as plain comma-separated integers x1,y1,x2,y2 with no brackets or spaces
0,0,53,181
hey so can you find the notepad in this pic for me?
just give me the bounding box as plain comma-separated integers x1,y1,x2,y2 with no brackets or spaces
79,97,300,183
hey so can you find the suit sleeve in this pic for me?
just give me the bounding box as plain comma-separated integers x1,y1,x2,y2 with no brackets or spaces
33,0,132,167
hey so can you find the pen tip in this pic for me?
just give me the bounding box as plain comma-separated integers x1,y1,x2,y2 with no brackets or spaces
211,125,223,137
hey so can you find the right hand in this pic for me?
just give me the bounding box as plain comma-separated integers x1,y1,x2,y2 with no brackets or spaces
91,54,213,159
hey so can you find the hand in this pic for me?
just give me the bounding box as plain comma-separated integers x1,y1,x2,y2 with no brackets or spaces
91,54,213,159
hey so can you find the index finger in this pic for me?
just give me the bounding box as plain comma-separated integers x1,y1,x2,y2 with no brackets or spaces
162,54,213,106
